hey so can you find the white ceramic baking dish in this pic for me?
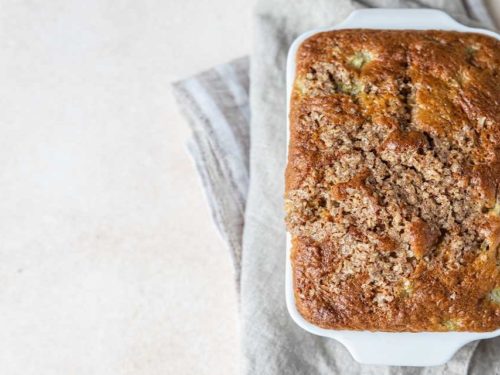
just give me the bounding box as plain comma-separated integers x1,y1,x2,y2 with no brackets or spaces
286,8,500,367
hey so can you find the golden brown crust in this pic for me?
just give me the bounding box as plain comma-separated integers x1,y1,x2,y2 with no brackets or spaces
285,30,500,331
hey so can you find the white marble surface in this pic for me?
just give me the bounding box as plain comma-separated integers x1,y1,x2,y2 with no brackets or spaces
0,1,498,374
0,1,253,374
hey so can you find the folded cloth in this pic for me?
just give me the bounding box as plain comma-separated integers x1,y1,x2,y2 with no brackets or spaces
173,57,249,286
172,0,500,373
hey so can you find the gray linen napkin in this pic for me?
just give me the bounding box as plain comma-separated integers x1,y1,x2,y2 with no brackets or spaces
173,57,249,285
173,0,500,373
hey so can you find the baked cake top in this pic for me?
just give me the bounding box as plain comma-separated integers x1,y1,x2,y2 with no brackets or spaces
285,30,500,331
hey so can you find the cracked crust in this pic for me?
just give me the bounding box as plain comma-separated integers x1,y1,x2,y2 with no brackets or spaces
285,30,500,331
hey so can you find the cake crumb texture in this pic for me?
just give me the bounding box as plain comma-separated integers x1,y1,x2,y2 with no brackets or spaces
285,30,500,331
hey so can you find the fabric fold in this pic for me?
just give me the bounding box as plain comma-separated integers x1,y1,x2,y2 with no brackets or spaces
172,57,250,284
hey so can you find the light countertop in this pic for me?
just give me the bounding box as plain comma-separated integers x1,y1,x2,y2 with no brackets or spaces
0,1,498,374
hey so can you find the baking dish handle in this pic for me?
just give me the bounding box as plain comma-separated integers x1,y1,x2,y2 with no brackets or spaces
336,8,468,30
333,331,497,366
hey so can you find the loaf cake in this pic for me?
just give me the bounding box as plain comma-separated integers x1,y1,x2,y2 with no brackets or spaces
285,30,500,331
